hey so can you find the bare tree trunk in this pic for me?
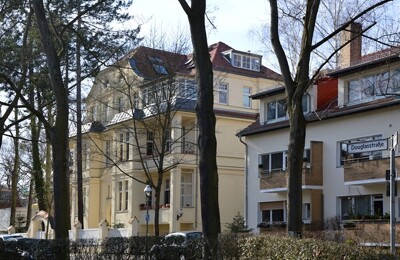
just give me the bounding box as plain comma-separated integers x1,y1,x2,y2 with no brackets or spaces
29,82,48,212
26,179,33,229
76,0,84,229
10,108,20,227
154,174,162,236
46,107,53,212
286,97,306,237
178,1,221,258
32,0,71,241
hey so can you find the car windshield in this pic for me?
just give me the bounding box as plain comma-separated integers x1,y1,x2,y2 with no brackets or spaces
1,235,23,241
164,235,185,245
186,232,201,239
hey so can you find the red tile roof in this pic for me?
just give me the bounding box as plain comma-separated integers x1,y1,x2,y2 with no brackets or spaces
207,42,283,81
238,97,400,136
123,42,282,81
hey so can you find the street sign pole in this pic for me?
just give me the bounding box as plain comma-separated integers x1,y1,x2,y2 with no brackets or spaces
390,132,397,256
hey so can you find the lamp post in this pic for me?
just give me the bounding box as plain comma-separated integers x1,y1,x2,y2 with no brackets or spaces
144,184,152,236
144,184,152,260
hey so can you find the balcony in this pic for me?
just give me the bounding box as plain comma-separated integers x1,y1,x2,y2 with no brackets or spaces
343,156,400,185
260,141,323,192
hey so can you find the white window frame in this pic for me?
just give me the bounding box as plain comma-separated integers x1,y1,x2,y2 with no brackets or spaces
91,106,97,121
117,180,129,211
105,140,112,167
340,194,378,220
259,151,287,174
217,83,229,105
302,94,310,113
346,68,400,105
265,99,287,122
261,208,286,224
164,179,170,205
117,97,124,113
181,171,193,208
119,133,124,162
243,87,251,108
125,133,130,161
82,143,90,169
146,132,154,156
165,129,171,152
302,203,311,222
264,94,311,124
232,53,261,71
178,78,197,100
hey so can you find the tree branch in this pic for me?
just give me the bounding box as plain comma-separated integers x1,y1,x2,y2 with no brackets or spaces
312,0,392,51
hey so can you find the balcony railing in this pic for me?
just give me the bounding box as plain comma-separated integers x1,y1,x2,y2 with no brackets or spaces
259,141,323,191
343,156,400,184
259,167,314,190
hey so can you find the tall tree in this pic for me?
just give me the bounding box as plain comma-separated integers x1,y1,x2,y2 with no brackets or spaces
75,0,84,229
178,0,221,258
10,108,20,227
268,0,393,237
31,0,71,240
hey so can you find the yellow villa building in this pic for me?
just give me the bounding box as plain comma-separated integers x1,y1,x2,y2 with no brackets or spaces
69,42,282,235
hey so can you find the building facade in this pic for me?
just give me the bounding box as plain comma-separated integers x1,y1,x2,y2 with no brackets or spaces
69,42,282,234
238,31,400,232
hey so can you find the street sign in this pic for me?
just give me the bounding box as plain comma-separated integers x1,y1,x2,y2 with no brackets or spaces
393,132,398,149
347,139,388,154
145,214,150,221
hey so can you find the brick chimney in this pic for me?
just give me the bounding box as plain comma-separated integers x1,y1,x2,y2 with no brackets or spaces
339,22,362,68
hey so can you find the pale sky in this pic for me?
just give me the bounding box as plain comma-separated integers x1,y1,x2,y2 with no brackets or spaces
131,0,271,58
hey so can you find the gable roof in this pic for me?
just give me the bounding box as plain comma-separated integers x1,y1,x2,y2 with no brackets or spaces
207,42,283,81
125,46,189,80
238,97,400,137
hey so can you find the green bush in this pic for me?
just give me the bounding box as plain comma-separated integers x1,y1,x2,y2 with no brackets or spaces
238,235,395,260
226,212,253,233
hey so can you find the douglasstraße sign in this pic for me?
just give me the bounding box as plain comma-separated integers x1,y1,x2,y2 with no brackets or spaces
347,139,388,154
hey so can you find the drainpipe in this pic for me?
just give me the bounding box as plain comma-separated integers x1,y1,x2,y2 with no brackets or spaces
238,135,249,227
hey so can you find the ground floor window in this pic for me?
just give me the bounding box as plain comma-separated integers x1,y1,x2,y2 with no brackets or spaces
303,203,311,222
259,201,286,225
117,180,129,211
262,209,284,224
340,194,383,220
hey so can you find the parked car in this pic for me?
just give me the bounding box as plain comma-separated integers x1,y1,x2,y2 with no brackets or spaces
0,237,55,260
150,231,203,260
0,234,24,241
0,234,27,259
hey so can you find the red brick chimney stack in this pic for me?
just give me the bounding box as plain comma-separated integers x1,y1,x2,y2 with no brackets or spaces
339,22,362,68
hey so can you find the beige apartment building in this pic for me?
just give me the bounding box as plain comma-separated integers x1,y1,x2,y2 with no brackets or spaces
69,42,282,234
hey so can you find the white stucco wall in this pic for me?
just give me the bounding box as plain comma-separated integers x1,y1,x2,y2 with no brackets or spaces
244,104,400,231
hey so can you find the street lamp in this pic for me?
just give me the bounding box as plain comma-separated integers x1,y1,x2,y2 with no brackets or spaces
144,184,152,237
144,184,151,260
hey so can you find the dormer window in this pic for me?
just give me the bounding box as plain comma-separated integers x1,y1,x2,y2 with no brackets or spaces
264,95,311,124
231,53,261,71
266,99,286,122
148,55,168,75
